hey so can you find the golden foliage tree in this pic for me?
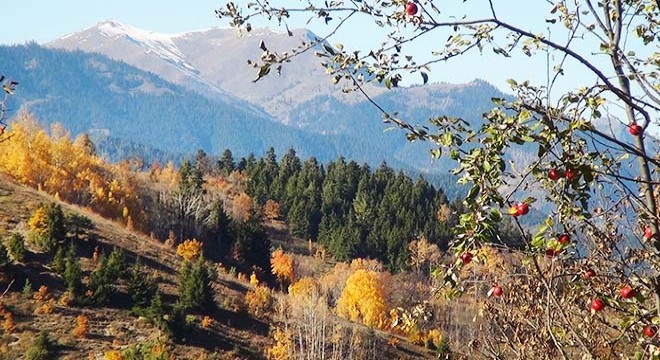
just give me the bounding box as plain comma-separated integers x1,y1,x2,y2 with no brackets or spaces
0,114,147,231
267,327,292,360
336,269,388,329
288,277,319,302
28,207,49,237
176,238,203,261
245,286,272,318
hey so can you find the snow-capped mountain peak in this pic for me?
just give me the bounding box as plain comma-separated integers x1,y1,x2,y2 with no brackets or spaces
94,20,197,74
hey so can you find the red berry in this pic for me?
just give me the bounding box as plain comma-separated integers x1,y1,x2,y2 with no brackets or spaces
583,269,596,279
405,2,418,15
545,249,556,258
590,298,604,312
620,286,635,299
629,123,643,136
548,168,562,181
558,234,570,245
492,285,503,297
644,225,654,240
565,168,578,181
460,252,473,265
516,202,529,216
645,325,657,338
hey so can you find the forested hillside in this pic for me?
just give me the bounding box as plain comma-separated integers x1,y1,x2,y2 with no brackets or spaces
0,113,530,358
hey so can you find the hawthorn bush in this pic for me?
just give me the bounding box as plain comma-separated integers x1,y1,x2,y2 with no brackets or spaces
219,0,660,357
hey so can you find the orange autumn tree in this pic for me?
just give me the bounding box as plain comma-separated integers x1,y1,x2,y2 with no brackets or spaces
262,199,281,221
270,249,295,288
231,192,253,222
336,269,388,329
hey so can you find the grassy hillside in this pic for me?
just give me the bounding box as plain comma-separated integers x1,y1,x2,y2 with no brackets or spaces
0,174,437,359
0,173,272,358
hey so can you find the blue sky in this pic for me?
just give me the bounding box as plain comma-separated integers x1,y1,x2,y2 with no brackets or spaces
2,0,656,134
1,0,581,92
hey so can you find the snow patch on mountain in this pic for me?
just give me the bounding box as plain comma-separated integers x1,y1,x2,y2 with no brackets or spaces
96,20,199,76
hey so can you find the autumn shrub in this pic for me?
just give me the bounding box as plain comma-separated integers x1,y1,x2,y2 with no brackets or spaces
34,300,54,315
104,350,122,360
231,192,253,222
33,285,49,302
288,277,319,301
72,315,89,338
2,312,15,334
5,233,25,263
249,272,259,286
245,286,272,318
201,315,212,329
262,199,281,220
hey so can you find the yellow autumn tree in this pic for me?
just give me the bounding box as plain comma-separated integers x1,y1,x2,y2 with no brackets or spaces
0,114,147,230
176,239,203,261
336,269,388,329
267,327,292,360
28,206,49,238
270,249,295,287
288,277,319,301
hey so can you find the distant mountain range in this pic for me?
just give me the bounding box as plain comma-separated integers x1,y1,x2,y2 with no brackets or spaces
3,20,636,200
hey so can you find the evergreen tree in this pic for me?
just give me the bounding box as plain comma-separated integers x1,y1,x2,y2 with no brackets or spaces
63,247,83,297
0,241,10,269
88,248,125,304
217,148,235,175
5,233,24,263
231,216,271,273
177,255,214,311
128,260,157,308
51,246,66,274
205,200,233,260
